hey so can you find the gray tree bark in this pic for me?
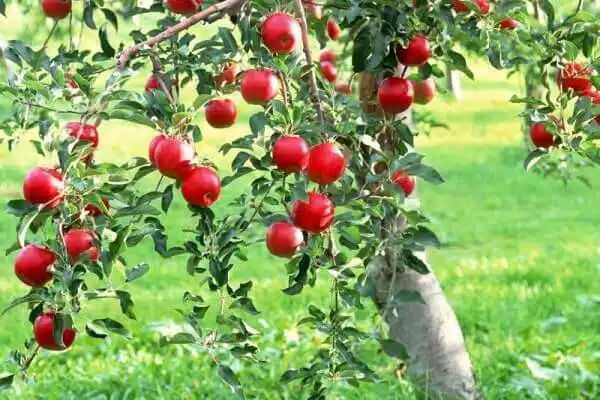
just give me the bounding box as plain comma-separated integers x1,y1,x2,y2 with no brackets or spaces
359,72,479,399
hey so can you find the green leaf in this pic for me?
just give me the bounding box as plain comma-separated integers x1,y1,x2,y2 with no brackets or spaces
114,204,161,218
249,112,267,136
524,149,546,171
447,50,474,80
0,374,14,390
403,164,444,185
218,28,238,53
218,365,244,399
109,110,155,128
379,339,409,360
1,291,43,316
83,3,97,29
87,318,131,338
160,332,197,346
538,0,554,29
116,290,136,320
0,1,5,16
101,8,119,31
98,24,115,58
402,249,430,274
125,263,150,282
230,297,260,315
6,200,35,217
162,184,174,213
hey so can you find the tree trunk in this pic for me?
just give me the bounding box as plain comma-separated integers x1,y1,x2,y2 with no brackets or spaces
360,72,480,399
446,64,463,102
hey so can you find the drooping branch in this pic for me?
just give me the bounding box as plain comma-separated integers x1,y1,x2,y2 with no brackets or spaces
294,0,325,124
116,0,246,69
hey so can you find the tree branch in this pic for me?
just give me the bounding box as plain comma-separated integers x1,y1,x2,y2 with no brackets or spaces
116,0,246,69
294,0,325,124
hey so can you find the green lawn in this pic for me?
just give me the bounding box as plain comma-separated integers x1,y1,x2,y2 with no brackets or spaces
1,10,599,400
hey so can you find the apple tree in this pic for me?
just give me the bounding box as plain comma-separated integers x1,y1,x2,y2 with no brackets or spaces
0,0,599,399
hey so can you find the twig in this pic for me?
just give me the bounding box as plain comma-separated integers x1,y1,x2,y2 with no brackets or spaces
21,345,40,373
116,0,246,69
277,71,290,108
17,101,83,115
576,0,584,13
294,0,325,124
149,53,175,104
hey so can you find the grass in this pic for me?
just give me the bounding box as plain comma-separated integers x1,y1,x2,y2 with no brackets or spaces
0,9,599,400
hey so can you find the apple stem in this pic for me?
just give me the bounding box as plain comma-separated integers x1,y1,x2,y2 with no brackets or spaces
150,53,175,104
294,0,326,124
401,65,409,79
116,0,247,69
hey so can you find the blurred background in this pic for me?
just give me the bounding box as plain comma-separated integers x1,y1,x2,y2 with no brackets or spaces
0,1,599,399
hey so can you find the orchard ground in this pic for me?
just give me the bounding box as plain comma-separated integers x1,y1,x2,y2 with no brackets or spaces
1,17,600,400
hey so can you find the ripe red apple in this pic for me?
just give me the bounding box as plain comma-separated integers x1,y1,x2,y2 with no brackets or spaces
145,76,161,93
64,122,99,149
214,62,238,88
530,122,556,148
181,167,221,207
34,312,76,351
557,62,592,95
396,36,432,67
303,0,322,19
319,49,336,65
589,91,600,124
292,192,335,234
166,0,201,15
499,18,518,30
42,0,72,20
307,143,346,185
84,197,110,217
14,245,55,287
453,0,489,14
240,69,279,105
327,19,341,40
148,134,167,165
205,99,237,128
410,78,436,105
261,12,301,54
272,135,310,173
64,229,99,262
266,222,304,258
335,82,352,95
377,77,414,114
320,62,337,83
154,137,195,179
23,167,64,209
392,170,416,196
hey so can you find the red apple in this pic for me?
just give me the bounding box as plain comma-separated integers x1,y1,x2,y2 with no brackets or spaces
292,192,335,234
166,0,201,15
530,122,556,148
205,99,237,128
64,122,99,149
214,62,238,88
557,62,592,95
266,222,304,258
396,36,432,67
453,0,489,15
410,78,436,105
272,135,310,173
335,82,352,95
589,91,600,124
261,12,301,54
319,49,336,65
65,72,79,89
303,0,322,19
145,76,161,93
154,137,195,179
307,143,346,185
377,77,414,114
240,69,279,105
84,197,110,217
34,312,76,351
181,167,221,207
23,167,64,209
392,170,416,196
320,62,337,83
42,0,72,20
327,19,341,40
148,134,167,165
14,245,55,287
64,229,99,262
499,18,518,30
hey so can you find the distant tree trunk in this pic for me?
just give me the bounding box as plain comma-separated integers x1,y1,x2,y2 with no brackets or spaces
446,64,463,102
359,72,480,400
